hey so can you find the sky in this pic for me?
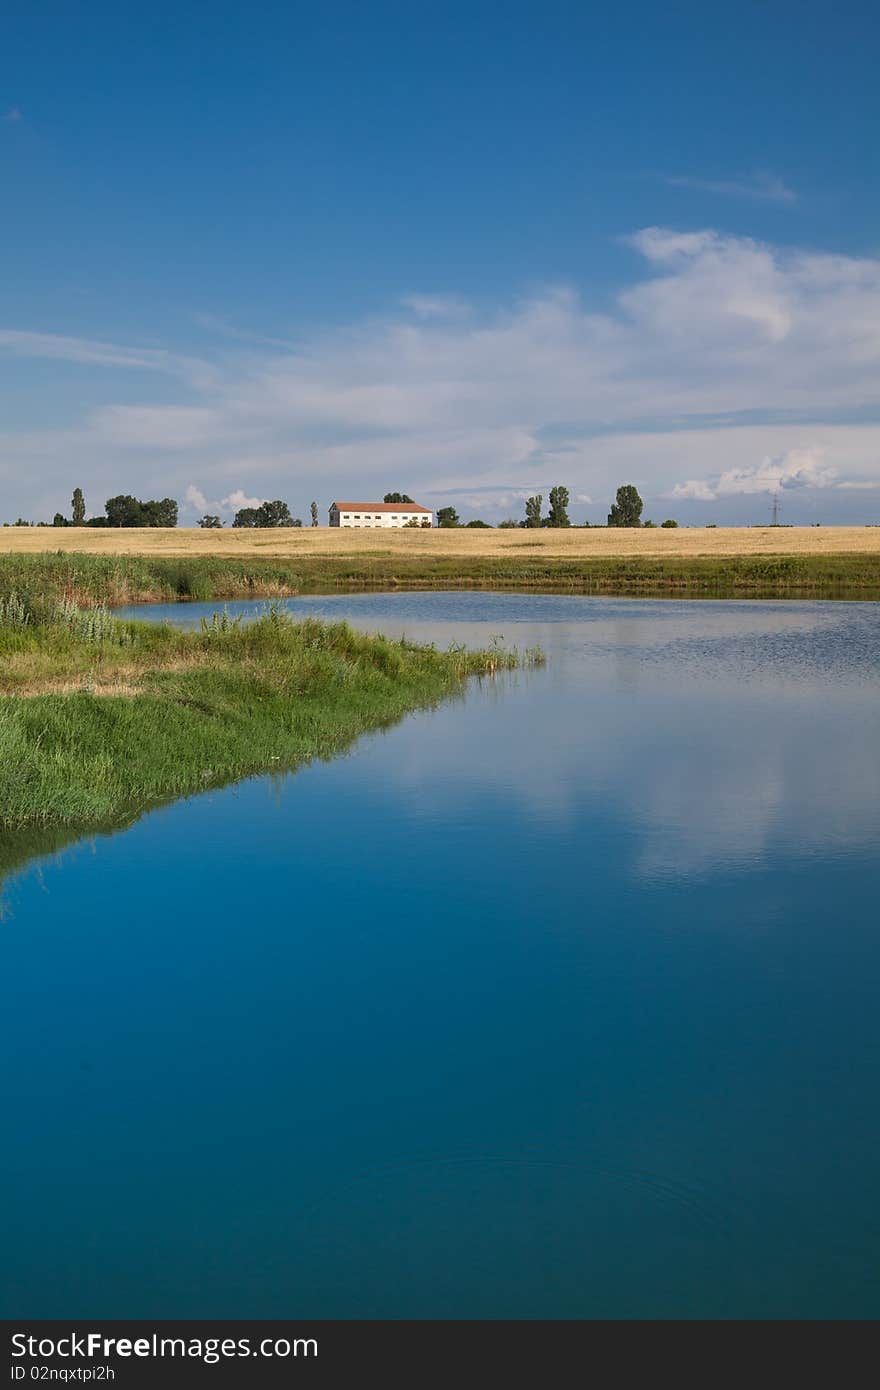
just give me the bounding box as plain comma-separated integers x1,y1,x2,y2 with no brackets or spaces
2,0,879,526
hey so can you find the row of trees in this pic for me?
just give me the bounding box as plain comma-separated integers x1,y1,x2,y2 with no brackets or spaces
437,507,490,528
437,486,677,529
204,493,422,528
201,499,322,528
51,489,179,528
209,490,426,528
105,495,178,527
231,500,301,528
525,486,573,528
436,489,572,528
36,484,677,531
51,488,321,530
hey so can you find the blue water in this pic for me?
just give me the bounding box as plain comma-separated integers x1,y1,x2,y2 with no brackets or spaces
3,593,880,1319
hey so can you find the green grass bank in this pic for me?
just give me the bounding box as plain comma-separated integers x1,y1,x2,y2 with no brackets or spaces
0,598,539,835
1,549,878,605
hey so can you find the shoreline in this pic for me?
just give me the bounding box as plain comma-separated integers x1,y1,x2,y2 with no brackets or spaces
0,604,539,839
1,548,879,603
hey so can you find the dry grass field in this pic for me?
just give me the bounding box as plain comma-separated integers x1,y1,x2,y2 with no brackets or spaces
2,525,879,560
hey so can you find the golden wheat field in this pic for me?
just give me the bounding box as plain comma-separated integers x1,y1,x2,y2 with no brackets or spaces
0,524,878,560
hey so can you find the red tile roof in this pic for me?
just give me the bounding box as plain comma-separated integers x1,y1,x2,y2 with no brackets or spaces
330,501,432,513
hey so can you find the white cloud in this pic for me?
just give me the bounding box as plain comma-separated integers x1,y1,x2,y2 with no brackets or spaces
629,228,719,265
623,228,795,342
671,479,717,501
666,172,797,205
221,489,264,511
672,445,839,501
185,485,209,512
184,484,265,517
3,227,880,520
719,445,837,494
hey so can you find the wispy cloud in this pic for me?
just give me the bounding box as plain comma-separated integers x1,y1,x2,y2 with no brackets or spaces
3,107,22,124
400,294,471,320
0,328,218,389
666,172,798,206
191,312,296,350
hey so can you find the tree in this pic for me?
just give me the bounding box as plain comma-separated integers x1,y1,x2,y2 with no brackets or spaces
547,485,571,528
140,497,178,527
71,487,85,525
661,518,678,528
465,518,491,527
498,518,520,528
199,514,223,528
607,484,643,528
53,512,68,527
403,517,421,527
258,499,296,527
437,506,460,528
310,501,318,527
105,494,143,527
232,500,298,528
103,494,177,527
384,492,414,503
525,495,543,528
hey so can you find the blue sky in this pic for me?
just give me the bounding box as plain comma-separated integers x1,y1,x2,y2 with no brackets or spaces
2,0,879,524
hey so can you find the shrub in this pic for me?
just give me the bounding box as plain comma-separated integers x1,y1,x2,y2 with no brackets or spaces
54,596,132,645
0,592,32,629
200,608,243,637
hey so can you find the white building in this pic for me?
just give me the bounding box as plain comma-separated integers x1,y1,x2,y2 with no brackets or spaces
328,501,434,528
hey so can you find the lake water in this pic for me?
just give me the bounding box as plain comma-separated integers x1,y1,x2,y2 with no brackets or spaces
3,592,880,1319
